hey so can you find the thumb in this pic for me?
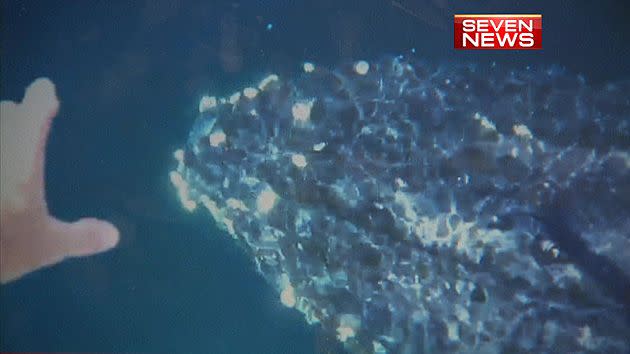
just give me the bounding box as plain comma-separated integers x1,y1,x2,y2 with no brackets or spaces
56,218,120,258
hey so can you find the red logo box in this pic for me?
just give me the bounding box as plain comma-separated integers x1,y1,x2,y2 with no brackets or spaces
454,14,542,50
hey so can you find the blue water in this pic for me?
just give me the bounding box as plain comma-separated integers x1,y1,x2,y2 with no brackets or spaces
1,1,628,353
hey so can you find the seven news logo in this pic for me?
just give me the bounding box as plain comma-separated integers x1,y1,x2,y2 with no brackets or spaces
454,14,542,50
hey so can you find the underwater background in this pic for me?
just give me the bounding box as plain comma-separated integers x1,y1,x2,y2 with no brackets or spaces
1,1,629,353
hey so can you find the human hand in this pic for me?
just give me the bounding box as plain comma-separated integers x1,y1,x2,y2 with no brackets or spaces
1,78,119,284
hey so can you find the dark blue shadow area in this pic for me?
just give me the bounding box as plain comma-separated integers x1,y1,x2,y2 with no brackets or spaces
1,0,628,352
1,212,317,353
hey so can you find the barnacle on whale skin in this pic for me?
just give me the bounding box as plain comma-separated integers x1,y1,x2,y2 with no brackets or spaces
172,56,630,353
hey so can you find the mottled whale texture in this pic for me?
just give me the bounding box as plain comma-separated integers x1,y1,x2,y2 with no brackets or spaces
171,56,630,353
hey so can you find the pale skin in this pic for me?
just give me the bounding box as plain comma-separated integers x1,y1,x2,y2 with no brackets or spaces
0,78,119,284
